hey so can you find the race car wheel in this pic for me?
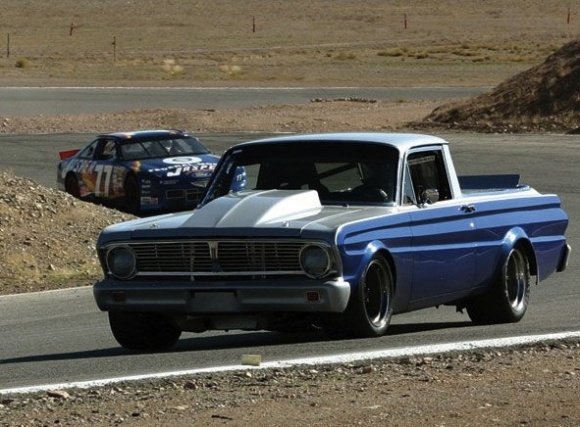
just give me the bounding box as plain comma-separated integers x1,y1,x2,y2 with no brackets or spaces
326,255,393,338
123,175,140,215
467,246,531,325
108,311,182,352
64,174,81,198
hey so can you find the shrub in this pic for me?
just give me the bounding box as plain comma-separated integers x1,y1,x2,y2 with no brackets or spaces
15,58,29,68
377,48,405,57
334,52,356,60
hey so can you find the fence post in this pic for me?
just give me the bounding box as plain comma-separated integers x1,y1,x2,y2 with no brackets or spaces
6,33,9,58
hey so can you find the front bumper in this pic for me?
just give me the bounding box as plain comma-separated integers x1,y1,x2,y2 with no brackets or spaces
558,244,572,272
139,183,205,213
93,277,351,314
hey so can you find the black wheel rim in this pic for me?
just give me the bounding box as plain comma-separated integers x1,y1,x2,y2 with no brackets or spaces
363,260,391,327
505,249,528,312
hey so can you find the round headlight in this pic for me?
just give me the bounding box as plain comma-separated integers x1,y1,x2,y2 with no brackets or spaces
106,246,137,280
300,244,331,278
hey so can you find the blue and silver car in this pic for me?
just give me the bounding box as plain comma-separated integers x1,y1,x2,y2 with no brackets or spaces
57,129,221,215
92,132,571,351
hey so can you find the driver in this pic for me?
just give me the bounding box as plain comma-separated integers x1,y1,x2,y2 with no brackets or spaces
353,161,393,202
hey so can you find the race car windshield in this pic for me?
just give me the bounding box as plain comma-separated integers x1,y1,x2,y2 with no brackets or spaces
121,137,210,160
202,141,400,206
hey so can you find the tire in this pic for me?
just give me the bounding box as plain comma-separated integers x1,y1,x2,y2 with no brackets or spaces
325,255,394,337
467,246,531,325
64,173,81,198
108,311,182,352
123,175,141,215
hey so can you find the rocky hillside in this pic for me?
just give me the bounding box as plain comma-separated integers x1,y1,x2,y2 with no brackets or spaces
0,172,133,294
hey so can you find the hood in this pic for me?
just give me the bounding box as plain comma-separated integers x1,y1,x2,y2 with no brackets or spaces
100,190,397,242
187,190,325,228
136,153,219,180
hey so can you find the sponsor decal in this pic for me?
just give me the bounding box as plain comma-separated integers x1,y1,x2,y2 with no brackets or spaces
148,158,215,178
141,197,159,206
163,156,202,165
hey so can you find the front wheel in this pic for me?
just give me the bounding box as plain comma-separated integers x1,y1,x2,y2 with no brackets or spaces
467,246,531,325
325,255,394,337
108,311,182,352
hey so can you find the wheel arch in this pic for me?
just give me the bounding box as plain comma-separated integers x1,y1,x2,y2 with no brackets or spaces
359,241,397,294
501,228,538,284
374,248,397,293
331,241,395,338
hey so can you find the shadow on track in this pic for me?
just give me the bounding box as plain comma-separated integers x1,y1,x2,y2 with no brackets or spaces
1,320,472,365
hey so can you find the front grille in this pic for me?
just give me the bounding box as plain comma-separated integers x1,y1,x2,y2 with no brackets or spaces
125,240,308,277
185,189,204,202
165,189,204,201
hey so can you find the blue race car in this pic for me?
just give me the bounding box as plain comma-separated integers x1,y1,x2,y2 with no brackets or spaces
57,129,221,215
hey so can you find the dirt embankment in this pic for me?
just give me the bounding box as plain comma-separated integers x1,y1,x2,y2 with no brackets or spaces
0,172,134,294
412,39,580,134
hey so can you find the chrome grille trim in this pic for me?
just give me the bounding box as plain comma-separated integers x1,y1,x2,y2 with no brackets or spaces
103,239,322,277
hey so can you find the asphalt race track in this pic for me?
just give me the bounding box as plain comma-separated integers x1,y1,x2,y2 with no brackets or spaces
0,86,485,117
0,88,578,392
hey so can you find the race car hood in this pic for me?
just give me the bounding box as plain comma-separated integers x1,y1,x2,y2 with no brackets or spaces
98,190,398,243
135,153,219,180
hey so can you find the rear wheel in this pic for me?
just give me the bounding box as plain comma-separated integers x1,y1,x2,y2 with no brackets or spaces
325,255,394,337
467,246,531,325
64,174,80,198
123,175,140,215
108,311,182,352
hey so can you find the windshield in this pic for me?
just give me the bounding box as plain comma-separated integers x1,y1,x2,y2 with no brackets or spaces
202,140,400,206
120,136,210,160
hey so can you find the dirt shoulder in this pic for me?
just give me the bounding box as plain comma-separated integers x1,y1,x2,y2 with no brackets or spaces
0,99,441,136
2,340,579,426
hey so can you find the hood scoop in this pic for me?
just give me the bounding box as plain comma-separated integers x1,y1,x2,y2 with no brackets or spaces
185,190,322,228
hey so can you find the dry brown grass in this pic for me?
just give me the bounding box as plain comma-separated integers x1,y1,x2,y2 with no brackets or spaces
0,0,577,87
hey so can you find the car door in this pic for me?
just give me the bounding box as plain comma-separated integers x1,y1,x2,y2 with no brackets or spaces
90,138,119,198
403,147,477,308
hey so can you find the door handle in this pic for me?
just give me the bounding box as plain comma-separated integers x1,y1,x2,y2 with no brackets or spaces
460,204,476,213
